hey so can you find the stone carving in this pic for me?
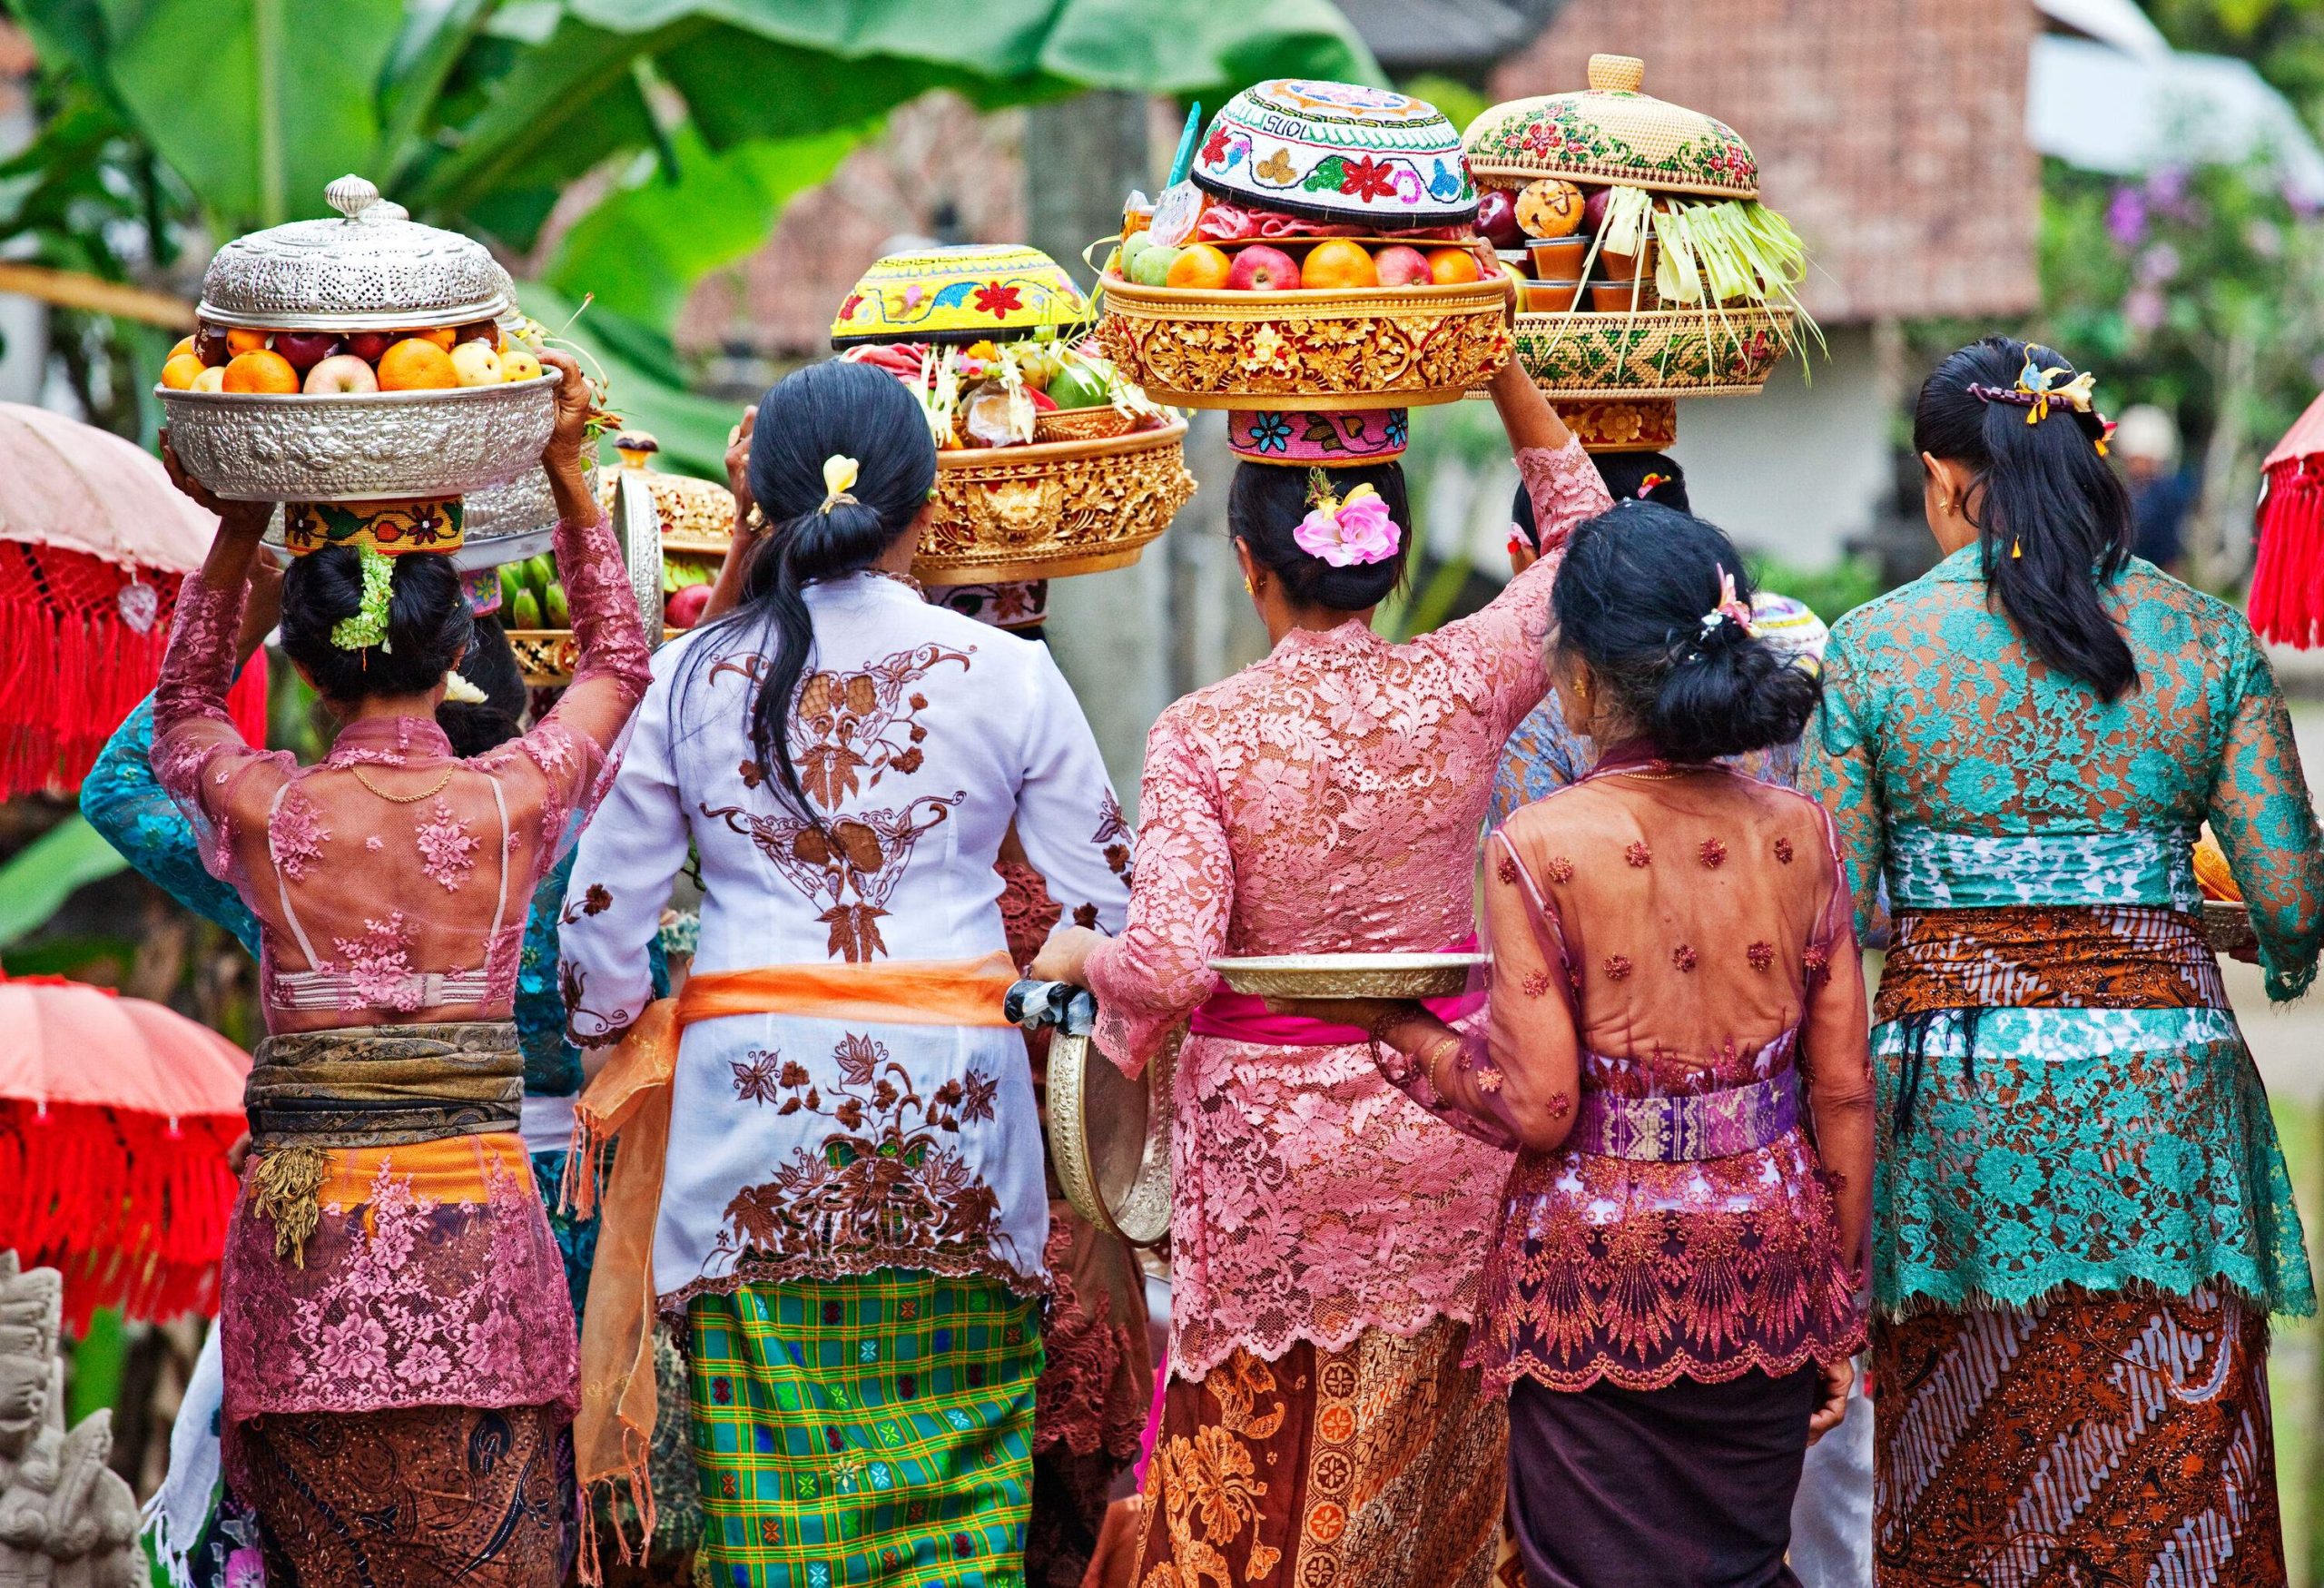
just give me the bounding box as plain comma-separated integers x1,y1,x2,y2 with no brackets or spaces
0,1253,142,1588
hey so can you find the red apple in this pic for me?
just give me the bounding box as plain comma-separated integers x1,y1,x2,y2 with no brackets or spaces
271,331,340,372
454,319,499,346
1475,189,1524,250
1581,185,1612,235
665,584,713,630
344,330,395,363
1374,245,1433,287
303,353,379,394
1226,244,1299,291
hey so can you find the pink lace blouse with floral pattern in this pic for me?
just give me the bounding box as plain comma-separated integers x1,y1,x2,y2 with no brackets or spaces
1083,440,1612,1378
152,509,652,1425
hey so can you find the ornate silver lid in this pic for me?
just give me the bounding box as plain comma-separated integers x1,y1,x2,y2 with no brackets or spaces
195,175,512,332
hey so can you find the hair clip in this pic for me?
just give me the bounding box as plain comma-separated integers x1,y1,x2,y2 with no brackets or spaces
1970,358,2101,428
442,671,487,705
1636,473,1669,499
819,454,861,515
1698,567,1754,639
1294,479,1402,567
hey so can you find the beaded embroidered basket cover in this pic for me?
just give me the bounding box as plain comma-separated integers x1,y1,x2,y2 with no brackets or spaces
831,245,1196,581
1192,78,1480,229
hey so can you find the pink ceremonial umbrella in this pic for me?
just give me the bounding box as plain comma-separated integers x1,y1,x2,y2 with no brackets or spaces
0,974,249,1327
0,401,268,797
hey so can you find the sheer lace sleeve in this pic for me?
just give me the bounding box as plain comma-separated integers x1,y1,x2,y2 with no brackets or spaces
558,656,690,1050
1797,820,1873,1282
1799,623,1886,942
2208,631,2324,1000
81,691,262,958
1010,645,1132,936
510,511,655,862
1514,438,1616,557
1084,710,1229,1076
151,567,290,867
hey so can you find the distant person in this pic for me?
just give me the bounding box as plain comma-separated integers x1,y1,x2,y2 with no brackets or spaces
2114,401,2194,571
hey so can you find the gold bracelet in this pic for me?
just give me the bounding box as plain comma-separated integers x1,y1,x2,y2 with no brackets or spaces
1422,1033,1458,1094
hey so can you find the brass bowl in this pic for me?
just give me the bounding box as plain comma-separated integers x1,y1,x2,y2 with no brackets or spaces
1208,952,1488,1001
916,418,1195,585
1096,274,1515,410
1045,1029,1174,1248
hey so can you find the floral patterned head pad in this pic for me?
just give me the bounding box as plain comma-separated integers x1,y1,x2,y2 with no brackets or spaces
1194,80,1480,229
1228,409,1408,466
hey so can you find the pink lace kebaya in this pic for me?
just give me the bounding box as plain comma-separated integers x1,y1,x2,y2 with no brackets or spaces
1084,440,1613,1378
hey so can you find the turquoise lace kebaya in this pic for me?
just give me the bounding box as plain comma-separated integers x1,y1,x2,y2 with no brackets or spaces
1802,547,2321,1319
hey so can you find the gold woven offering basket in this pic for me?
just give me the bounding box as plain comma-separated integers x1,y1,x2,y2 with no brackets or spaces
1096,275,1514,410
917,418,1195,584
1209,952,1486,1001
1514,304,1797,399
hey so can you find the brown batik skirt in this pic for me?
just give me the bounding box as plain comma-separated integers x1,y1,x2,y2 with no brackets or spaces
1873,1285,2285,1586
1130,1317,1506,1588
237,1404,574,1588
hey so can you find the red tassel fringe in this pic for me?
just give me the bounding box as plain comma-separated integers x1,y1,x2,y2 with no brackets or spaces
2250,457,2324,649
0,1098,241,1329
0,548,269,799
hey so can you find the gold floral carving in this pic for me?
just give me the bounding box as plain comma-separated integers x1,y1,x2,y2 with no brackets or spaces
914,419,1197,585
1095,278,1516,409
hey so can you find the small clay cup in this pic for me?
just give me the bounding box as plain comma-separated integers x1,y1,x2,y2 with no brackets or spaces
1521,280,1584,314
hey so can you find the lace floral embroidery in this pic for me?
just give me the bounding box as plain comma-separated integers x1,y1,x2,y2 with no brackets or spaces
1699,838,1728,869
1747,941,1775,971
1673,944,1699,972
1543,855,1574,883
329,912,421,1012
1775,837,1795,864
1625,842,1651,868
415,797,478,892
701,794,964,962
271,789,329,881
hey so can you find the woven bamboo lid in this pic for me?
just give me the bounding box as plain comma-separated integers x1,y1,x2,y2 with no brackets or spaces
1463,54,1759,201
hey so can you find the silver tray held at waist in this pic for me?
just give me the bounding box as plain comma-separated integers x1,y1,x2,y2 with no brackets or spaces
1010,980,1172,1248
1208,952,1487,1001
158,367,561,503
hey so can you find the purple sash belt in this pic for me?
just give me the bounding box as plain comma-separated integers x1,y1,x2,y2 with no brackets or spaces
1569,1073,1800,1161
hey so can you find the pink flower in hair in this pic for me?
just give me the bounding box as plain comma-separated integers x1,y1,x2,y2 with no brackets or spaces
1293,481,1403,567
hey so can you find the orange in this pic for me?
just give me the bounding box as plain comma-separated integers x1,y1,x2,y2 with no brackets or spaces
221,350,299,394
1300,239,1378,290
168,335,197,360
160,353,208,390
410,326,458,350
376,338,460,390
1166,243,1234,290
225,328,271,355
1427,247,1482,284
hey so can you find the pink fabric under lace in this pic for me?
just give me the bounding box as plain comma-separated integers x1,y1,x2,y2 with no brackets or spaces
1084,439,1612,1378
152,509,651,1423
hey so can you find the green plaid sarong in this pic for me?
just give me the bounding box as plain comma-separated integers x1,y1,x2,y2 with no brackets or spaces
687,1269,1042,1587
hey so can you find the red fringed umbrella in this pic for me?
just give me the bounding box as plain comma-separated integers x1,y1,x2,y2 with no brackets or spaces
0,974,249,1327
2250,391,2324,647
0,401,268,797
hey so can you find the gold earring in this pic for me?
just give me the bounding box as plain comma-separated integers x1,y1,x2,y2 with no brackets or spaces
1243,577,1256,596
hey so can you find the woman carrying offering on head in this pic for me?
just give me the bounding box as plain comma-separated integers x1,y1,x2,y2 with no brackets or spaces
556,359,1132,1588
1803,337,2323,1583
1029,357,1612,1588
1299,508,1873,1587
151,349,653,1588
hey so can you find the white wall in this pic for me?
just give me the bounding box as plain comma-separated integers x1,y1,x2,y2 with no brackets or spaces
1670,322,1890,567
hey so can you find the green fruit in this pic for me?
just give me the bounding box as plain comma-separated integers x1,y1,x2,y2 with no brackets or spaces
524,553,556,597
1045,362,1112,410
1128,244,1181,287
544,582,569,626
498,563,525,610
510,588,542,629
1119,229,1157,274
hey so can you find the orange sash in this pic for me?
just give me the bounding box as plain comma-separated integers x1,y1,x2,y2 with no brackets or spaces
565,952,1016,1579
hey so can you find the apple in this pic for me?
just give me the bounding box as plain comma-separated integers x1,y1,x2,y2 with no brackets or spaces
499,346,544,382
271,331,340,373
665,584,713,630
1374,245,1433,287
1475,188,1525,251
1226,244,1299,291
1118,228,1157,279
454,319,499,346
191,366,227,392
344,331,395,364
449,341,504,387
303,353,379,394
1046,361,1112,410
1128,243,1181,287
1581,185,1612,235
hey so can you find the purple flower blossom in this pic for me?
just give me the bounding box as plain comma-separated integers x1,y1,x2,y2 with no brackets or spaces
2145,164,2192,218
2123,283,2166,335
2106,185,2147,250
2136,242,2181,283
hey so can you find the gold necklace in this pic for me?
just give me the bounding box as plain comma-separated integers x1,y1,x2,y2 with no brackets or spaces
349,764,457,804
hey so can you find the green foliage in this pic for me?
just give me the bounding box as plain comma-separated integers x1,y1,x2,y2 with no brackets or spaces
1745,554,1886,626
1398,74,1489,135
2145,0,2324,134
0,816,126,951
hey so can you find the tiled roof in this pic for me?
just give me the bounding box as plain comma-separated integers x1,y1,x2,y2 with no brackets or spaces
1488,0,2041,321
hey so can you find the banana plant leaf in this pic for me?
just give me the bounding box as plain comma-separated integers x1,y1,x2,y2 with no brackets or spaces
0,816,127,951
517,282,738,481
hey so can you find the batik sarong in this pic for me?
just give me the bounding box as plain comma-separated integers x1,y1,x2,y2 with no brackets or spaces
236,1403,573,1588
687,1269,1042,1587
1872,1285,2283,1586
1129,1318,1505,1588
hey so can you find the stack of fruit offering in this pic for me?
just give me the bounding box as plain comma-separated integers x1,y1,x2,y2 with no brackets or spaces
824,244,1196,584
1094,80,1513,409
1463,54,1810,399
